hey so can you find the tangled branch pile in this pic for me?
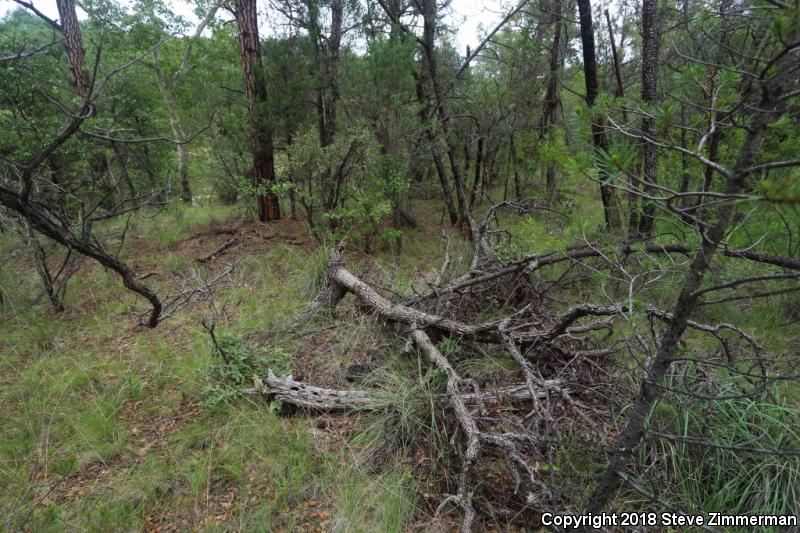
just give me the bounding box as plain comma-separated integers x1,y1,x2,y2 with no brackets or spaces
246,197,800,530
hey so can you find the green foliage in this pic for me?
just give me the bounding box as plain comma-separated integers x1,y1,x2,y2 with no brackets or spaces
643,389,800,525
354,360,449,466
288,122,409,249
202,330,291,407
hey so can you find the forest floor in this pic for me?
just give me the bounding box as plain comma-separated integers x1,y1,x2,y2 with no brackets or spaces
0,193,546,532
2,184,799,532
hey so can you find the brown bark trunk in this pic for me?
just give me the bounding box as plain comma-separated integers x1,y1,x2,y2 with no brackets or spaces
604,9,626,117
576,0,622,231
510,134,521,199
678,103,692,215
324,0,342,148
235,0,280,222
415,70,458,224
56,0,91,104
469,136,484,208
420,0,467,224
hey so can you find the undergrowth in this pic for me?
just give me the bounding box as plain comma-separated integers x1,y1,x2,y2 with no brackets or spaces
202,330,292,407
2,192,799,531
641,385,800,529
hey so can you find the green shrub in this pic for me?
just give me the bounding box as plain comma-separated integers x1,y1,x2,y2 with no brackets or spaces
202,331,292,406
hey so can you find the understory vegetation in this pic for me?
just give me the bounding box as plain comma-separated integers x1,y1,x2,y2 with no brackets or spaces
2,191,798,531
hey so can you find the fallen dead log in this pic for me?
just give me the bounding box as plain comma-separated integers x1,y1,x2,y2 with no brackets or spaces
291,244,584,531
296,243,622,347
272,199,795,530
256,370,380,410
198,236,240,264
251,370,565,411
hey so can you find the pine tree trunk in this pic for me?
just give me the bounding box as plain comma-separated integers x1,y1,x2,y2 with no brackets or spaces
576,0,622,231
56,0,91,103
414,70,458,224
235,0,280,222
636,0,662,237
420,0,467,224
540,0,564,194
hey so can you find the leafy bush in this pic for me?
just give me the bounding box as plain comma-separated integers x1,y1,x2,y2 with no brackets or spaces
202,331,292,406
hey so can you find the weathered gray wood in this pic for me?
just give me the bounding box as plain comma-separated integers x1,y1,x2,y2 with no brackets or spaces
257,370,379,410
254,370,564,411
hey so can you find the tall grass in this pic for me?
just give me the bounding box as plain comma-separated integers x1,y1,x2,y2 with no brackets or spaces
642,387,800,529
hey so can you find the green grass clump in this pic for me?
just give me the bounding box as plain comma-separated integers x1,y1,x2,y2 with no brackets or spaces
642,388,800,529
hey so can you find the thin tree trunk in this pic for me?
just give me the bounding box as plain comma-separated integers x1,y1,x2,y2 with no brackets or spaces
469,136,484,209
235,0,280,222
152,46,191,203
678,102,691,197
415,70,458,224
110,141,136,197
286,131,297,219
583,63,792,518
635,0,662,237
23,223,64,312
702,133,720,195
604,9,627,119
540,0,564,194
510,134,521,199
147,4,218,204
576,0,622,231
420,0,467,223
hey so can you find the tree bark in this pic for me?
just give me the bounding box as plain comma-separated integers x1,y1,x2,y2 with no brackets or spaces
56,0,91,104
420,0,468,224
604,9,626,117
540,0,564,194
415,70,458,224
576,0,622,231
235,0,280,222
635,0,662,237
323,0,342,148
469,136,484,208
510,134,521,199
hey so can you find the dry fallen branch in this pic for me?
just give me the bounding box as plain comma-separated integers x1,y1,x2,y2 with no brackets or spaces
137,263,237,327
286,243,600,531
298,244,622,349
197,236,240,264
255,371,380,410
250,373,564,411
